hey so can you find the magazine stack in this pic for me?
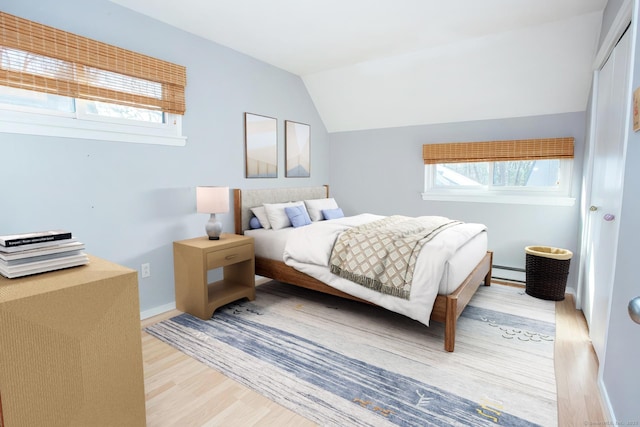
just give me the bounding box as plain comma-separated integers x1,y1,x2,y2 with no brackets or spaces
0,230,89,279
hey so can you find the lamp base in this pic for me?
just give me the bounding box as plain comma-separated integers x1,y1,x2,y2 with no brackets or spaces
205,213,223,240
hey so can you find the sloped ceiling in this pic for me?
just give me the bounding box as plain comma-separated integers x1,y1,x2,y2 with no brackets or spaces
110,0,607,132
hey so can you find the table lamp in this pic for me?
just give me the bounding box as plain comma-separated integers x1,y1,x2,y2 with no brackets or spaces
196,186,229,240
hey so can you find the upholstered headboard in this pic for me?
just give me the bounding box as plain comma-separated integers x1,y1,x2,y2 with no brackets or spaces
234,185,329,234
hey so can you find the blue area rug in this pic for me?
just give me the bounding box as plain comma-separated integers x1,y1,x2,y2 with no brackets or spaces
145,282,556,426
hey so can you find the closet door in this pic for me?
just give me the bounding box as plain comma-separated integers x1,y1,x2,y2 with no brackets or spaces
583,27,631,363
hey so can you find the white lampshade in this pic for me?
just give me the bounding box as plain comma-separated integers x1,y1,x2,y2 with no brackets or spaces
196,186,229,214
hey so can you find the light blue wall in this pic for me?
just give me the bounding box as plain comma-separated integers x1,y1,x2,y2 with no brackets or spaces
328,112,586,289
0,0,329,314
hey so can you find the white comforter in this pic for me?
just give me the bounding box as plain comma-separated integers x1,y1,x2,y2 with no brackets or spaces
282,214,487,326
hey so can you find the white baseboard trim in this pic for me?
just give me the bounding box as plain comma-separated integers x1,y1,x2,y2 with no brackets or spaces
140,302,176,320
598,375,615,423
564,286,576,298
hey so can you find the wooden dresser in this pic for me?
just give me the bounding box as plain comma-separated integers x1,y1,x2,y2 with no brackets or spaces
0,255,146,427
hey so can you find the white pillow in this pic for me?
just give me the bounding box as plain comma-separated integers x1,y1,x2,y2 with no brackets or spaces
263,201,307,230
304,198,339,222
250,206,272,230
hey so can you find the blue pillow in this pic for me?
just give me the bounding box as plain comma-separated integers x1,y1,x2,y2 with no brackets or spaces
284,205,312,228
249,216,262,229
322,208,344,220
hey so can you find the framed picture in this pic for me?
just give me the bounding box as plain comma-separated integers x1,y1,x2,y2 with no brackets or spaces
244,113,277,178
285,120,310,177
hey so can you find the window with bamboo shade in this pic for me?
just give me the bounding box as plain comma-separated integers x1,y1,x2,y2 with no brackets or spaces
422,138,576,206
0,11,186,114
0,11,187,145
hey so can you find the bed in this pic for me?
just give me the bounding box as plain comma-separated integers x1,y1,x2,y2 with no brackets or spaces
233,185,493,352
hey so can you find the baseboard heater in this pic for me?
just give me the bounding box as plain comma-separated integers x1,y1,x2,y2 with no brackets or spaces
492,264,526,283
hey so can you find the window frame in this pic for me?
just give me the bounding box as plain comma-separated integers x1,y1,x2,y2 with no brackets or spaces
0,99,186,146
422,138,576,206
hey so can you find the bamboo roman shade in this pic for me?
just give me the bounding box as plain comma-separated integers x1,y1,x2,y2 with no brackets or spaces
423,137,574,165
0,12,186,114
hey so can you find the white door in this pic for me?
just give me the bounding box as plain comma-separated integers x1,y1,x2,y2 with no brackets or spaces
583,28,631,363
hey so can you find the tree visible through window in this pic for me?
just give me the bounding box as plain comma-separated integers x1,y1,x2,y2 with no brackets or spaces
437,159,561,188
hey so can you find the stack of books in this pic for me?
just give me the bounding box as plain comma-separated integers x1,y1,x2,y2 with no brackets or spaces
0,230,89,279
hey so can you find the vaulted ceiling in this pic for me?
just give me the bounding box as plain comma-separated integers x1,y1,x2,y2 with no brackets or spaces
110,0,608,132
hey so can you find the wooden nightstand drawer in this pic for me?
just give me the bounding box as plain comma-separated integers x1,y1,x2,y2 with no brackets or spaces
206,243,253,269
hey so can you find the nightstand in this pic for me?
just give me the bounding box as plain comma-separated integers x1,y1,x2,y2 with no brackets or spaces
173,233,255,319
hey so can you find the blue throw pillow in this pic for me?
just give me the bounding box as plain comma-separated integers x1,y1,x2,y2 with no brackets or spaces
285,205,312,228
249,216,262,229
322,208,344,220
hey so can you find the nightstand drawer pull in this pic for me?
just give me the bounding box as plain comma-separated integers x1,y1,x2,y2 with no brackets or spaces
225,254,238,260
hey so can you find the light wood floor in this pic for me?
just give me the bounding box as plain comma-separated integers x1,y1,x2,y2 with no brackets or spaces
141,286,607,426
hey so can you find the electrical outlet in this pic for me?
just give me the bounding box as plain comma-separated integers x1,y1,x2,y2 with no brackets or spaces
141,263,151,278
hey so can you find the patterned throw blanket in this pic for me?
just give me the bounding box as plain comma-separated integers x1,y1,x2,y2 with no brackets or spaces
329,215,461,299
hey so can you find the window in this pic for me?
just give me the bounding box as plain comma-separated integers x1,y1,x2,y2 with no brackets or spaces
0,85,75,115
0,12,186,145
76,100,165,124
423,138,575,206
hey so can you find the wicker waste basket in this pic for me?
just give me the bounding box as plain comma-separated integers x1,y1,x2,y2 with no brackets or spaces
525,246,573,301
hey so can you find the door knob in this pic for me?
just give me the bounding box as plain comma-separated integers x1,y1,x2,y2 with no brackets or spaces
589,206,598,211
630,297,640,324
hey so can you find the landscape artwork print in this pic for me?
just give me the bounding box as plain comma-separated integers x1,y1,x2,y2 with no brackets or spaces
245,113,277,178
285,120,310,177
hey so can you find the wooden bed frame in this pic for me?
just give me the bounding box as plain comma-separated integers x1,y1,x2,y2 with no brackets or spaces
233,186,493,352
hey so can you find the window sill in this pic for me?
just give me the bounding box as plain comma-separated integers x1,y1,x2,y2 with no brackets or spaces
421,192,576,206
0,110,186,146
